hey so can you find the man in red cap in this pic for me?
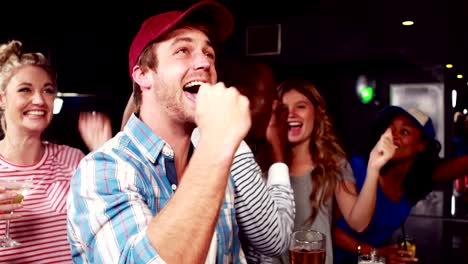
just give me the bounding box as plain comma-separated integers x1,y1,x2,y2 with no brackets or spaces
67,1,252,263
115,2,295,264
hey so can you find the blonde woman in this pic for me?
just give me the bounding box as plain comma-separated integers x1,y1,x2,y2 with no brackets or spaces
0,40,85,263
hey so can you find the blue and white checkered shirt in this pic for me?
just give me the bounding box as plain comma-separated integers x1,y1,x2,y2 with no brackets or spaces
67,114,245,263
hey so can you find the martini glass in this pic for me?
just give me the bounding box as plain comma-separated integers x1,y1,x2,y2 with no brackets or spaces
0,178,33,248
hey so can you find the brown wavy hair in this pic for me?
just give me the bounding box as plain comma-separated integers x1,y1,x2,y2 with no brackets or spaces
278,79,347,223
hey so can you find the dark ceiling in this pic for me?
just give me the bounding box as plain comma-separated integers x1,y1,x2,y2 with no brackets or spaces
1,0,467,107
1,0,466,153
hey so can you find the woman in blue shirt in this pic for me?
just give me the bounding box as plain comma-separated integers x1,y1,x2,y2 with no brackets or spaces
333,106,468,264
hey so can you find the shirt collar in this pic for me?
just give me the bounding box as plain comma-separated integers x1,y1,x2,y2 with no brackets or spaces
125,113,168,164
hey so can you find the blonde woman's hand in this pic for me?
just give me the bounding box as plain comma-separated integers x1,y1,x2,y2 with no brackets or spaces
0,186,23,220
78,111,113,151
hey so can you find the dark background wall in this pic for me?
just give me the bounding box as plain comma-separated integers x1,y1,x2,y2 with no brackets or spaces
1,1,468,262
220,0,467,158
1,0,467,157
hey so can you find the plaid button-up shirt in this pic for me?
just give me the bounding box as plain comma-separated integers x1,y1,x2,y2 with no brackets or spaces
67,114,244,264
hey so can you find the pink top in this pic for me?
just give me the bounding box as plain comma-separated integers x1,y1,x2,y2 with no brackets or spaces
0,142,84,264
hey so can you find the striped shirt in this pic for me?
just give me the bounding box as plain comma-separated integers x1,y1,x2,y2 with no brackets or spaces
192,129,295,264
0,142,85,264
67,114,245,264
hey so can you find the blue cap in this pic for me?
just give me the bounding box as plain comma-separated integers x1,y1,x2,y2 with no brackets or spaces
379,105,436,139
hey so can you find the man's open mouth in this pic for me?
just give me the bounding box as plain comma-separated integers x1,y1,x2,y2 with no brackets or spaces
184,81,204,94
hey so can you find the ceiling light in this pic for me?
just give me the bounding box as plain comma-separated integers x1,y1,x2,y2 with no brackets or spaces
402,21,414,26
57,92,95,97
457,74,463,79
446,64,453,69
452,90,457,108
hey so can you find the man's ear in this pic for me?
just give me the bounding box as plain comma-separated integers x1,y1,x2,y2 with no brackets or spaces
132,66,151,90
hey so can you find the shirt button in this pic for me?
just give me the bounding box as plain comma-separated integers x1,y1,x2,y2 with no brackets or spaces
171,184,177,191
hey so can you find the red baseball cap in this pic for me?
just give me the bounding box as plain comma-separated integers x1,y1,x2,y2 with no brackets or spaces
128,0,234,76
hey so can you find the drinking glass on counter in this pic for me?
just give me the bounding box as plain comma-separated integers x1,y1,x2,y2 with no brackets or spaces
358,248,385,264
289,230,326,264
358,254,386,264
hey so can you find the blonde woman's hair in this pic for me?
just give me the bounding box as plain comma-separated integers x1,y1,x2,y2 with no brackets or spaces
278,79,347,223
0,40,56,136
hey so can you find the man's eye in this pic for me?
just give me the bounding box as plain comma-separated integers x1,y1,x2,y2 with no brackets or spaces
206,52,215,59
176,48,189,54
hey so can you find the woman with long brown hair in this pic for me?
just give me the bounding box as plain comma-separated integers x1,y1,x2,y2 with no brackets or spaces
273,79,394,264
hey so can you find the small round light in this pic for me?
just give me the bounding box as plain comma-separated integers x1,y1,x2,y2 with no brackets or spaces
402,21,414,26
446,64,453,69
359,86,374,104
457,74,463,79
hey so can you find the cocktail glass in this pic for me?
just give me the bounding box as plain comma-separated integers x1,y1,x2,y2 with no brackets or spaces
0,178,33,248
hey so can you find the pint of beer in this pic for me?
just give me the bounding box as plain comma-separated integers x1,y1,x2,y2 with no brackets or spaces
289,230,326,264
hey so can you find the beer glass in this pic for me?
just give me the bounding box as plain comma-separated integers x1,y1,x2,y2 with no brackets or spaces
289,230,326,264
